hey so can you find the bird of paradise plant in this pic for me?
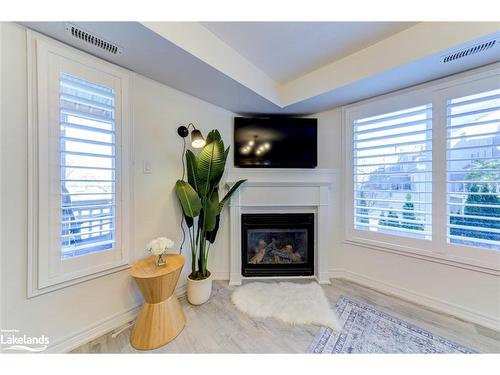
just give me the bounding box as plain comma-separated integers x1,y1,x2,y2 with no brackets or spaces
175,130,246,280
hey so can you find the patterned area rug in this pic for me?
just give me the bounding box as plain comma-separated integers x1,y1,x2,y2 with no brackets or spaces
308,296,477,354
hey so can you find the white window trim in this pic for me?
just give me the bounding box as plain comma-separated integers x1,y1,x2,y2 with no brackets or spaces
27,31,134,297
342,62,500,275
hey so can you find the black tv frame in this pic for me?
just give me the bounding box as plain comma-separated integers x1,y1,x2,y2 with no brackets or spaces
233,116,318,169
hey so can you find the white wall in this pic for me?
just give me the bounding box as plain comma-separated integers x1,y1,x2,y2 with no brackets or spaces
0,21,4,336
131,72,235,281
0,23,235,352
316,106,500,330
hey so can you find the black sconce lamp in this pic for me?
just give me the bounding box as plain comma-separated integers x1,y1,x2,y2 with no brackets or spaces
177,123,206,148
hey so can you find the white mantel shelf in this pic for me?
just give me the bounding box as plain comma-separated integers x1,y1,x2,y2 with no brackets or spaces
224,168,339,286
225,168,339,181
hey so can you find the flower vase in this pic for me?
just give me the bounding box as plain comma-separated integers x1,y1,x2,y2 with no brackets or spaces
156,253,166,266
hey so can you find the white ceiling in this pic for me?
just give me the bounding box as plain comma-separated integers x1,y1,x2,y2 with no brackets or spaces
21,22,500,115
201,22,416,82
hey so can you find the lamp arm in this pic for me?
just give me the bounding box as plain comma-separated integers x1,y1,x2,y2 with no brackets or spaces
177,123,197,138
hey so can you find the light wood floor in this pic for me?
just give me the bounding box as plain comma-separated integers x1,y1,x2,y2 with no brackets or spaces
72,279,500,353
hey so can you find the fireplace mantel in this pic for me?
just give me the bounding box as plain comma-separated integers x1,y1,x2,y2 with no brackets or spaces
224,168,338,285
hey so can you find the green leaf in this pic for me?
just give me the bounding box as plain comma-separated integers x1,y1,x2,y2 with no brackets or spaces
220,179,246,208
175,180,202,218
185,149,200,193
206,129,225,152
203,190,219,232
206,129,222,145
197,140,225,197
205,214,220,243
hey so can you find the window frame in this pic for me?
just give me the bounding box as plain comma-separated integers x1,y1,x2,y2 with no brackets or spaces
345,89,436,254
438,75,500,267
27,31,133,297
343,63,500,274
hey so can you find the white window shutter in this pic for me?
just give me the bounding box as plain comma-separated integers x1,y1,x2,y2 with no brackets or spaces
446,88,500,250
353,105,433,240
59,73,117,258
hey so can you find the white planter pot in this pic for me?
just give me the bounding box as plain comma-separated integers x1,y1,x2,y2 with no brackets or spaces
187,272,213,305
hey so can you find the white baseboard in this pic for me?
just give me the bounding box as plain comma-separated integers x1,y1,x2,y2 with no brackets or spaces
46,305,140,353
48,284,187,353
330,269,500,332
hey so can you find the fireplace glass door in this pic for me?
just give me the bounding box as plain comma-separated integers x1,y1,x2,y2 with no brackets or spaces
241,213,314,277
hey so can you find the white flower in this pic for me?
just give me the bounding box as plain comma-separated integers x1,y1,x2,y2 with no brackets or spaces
145,237,175,255
152,240,163,255
157,237,168,249
145,239,161,255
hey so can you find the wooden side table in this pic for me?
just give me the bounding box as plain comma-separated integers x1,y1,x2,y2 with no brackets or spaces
129,254,186,350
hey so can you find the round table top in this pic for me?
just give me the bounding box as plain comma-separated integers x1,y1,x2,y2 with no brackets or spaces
129,254,185,279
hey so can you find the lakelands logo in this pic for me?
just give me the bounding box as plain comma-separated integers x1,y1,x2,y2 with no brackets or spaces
1,329,49,352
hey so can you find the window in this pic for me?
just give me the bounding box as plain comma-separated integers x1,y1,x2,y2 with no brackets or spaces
28,32,131,295
60,73,117,258
446,89,500,250
353,105,433,240
344,66,500,271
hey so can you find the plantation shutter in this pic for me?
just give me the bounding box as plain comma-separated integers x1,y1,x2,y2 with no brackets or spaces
446,88,500,250
353,104,433,239
59,73,116,258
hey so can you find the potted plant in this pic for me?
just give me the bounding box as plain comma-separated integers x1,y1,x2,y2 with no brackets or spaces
175,130,245,305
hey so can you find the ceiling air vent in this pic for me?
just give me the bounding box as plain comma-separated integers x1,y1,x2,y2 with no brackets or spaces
441,40,497,63
65,23,123,55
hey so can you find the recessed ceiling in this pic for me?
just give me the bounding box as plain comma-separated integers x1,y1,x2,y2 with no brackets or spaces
200,22,417,83
21,21,500,115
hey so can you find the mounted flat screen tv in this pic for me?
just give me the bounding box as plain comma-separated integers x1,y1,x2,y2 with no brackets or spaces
234,117,317,168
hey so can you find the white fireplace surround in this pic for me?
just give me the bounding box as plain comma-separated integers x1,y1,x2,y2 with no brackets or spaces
225,169,338,285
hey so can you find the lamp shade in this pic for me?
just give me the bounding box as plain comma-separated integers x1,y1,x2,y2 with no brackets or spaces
191,129,206,148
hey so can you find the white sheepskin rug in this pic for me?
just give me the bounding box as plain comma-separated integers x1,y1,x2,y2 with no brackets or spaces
231,281,340,331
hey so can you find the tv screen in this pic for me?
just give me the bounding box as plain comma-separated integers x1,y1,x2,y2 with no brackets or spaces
234,117,317,168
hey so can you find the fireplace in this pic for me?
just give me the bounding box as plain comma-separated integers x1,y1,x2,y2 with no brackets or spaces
241,213,314,277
